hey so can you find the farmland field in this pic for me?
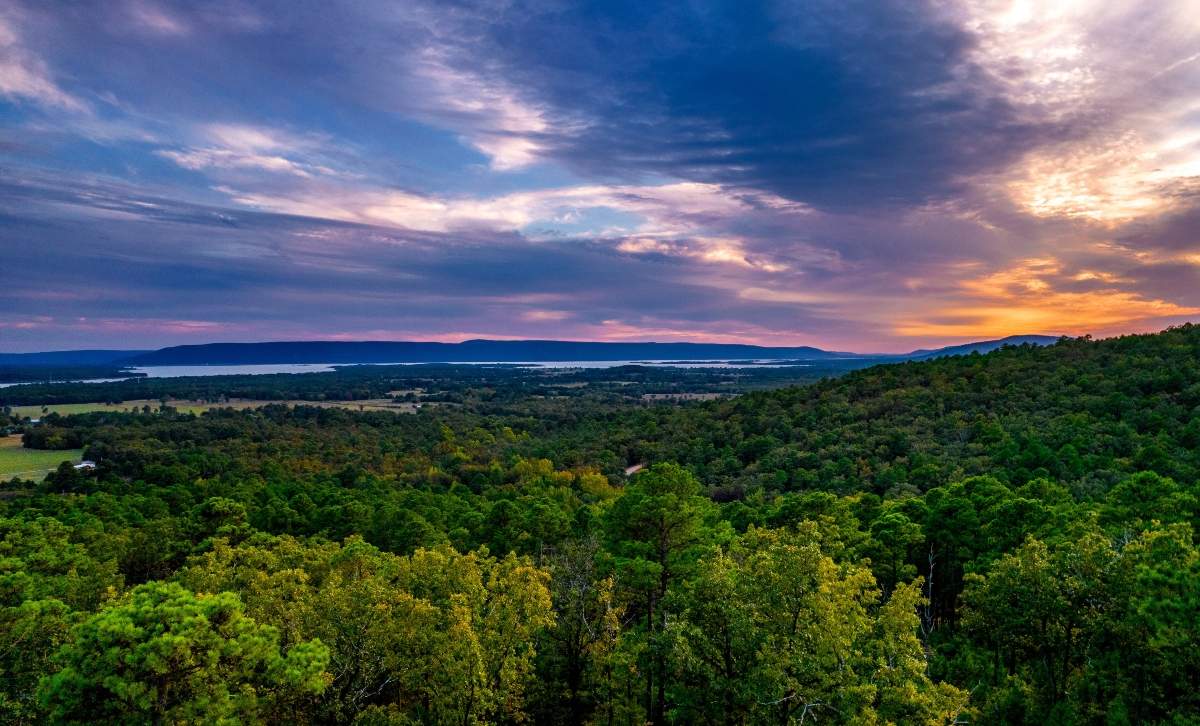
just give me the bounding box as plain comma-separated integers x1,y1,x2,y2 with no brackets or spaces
0,435,82,480
9,398,426,418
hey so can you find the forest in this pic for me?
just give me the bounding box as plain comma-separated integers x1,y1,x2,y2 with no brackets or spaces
0,360,872,408
0,366,143,385
2,325,1199,724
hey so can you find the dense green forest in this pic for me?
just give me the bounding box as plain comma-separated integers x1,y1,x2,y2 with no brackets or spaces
2,325,1199,724
0,366,144,385
0,360,870,409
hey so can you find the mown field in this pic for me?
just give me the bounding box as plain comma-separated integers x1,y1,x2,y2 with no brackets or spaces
0,435,82,480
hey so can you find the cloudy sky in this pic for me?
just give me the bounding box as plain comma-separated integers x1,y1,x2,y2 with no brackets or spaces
2,0,1199,352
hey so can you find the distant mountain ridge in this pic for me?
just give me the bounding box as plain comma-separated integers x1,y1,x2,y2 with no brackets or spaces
906,335,1062,359
0,336,1062,368
120,340,867,366
0,350,149,366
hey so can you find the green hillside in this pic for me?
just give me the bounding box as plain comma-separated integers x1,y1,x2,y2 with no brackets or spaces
2,325,1198,724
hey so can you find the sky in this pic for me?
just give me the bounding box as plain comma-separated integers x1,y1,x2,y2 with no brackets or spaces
1,0,1199,353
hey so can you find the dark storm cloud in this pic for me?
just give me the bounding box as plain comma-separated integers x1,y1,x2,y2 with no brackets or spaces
12,0,1058,208
405,0,1060,209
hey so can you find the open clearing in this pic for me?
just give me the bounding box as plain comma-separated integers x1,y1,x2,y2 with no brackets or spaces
0,435,82,481
8,398,427,418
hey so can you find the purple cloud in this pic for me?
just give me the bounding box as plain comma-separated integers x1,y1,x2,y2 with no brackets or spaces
0,0,1198,352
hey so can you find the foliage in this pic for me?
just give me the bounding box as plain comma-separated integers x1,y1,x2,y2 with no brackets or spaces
1,325,1199,722
38,581,328,725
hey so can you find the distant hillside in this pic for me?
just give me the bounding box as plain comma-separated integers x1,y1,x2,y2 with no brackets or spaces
0,350,148,366
3,336,1063,368
535,324,1200,495
906,335,1060,359
120,340,867,365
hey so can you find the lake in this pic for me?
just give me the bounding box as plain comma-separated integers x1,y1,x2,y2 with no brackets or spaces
0,360,817,388
0,377,130,388
129,360,814,376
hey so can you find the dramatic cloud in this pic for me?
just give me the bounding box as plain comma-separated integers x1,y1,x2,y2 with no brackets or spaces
894,257,1200,337
0,0,1197,352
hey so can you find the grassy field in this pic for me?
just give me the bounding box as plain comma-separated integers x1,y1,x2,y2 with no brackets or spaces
0,435,82,481
9,398,425,418
9,402,152,417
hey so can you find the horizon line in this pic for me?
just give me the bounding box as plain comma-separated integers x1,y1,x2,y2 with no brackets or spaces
0,332,1074,358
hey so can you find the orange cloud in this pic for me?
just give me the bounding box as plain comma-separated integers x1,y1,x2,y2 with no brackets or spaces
896,257,1200,338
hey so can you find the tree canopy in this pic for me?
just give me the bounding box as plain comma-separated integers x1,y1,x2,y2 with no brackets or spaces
2,324,1200,723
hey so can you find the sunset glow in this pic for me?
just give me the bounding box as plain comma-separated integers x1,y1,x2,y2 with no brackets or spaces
1,0,1198,352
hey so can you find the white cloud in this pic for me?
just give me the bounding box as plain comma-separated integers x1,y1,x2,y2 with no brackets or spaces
203,123,309,153
124,0,189,36
944,0,1200,224
617,235,789,272
214,178,806,241
406,48,562,170
158,148,316,176
156,123,345,179
0,11,88,112
203,170,809,272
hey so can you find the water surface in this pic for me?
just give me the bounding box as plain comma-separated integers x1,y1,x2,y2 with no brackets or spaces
129,359,814,377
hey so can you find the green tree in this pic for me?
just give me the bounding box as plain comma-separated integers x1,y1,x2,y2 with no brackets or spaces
961,538,1086,720
865,507,923,594
38,581,329,725
0,599,77,723
671,526,968,725
0,517,122,610
604,463,719,722
1088,525,1200,724
180,535,554,724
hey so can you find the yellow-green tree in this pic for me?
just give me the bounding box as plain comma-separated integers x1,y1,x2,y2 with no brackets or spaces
38,581,329,725
670,526,969,724
179,535,554,724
